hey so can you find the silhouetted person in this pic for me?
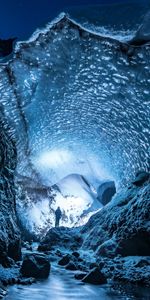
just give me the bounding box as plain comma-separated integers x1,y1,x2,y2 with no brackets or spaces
55,206,62,227
0,37,17,58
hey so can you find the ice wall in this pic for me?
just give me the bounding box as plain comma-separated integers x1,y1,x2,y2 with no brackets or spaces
0,14,150,187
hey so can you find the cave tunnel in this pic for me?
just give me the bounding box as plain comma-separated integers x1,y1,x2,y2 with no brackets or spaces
0,8,150,239
0,1,150,298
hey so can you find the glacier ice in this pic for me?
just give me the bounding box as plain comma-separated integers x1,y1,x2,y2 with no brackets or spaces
0,14,149,187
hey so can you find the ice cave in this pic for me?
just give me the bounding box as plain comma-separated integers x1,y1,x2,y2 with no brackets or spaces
0,1,150,299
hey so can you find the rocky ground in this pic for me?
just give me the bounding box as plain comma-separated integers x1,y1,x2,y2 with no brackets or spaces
38,170,150,287
0,167,150,297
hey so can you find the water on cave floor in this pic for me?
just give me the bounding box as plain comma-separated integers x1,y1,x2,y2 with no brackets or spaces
5,265,150,300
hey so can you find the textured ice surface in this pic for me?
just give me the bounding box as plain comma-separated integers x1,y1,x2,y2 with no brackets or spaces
0,14,150,188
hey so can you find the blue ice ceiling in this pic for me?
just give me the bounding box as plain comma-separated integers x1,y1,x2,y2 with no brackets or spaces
0,9,150,188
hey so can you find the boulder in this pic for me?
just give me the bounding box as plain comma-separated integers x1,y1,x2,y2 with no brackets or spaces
74,272,87,280
20,253,50,279
58,255,70,266
39,227,82,252
96,239,118,258
82,267,107,285
118,230,150,256
65,262,78,271
89,262,98,270
72,251,80,258
81,176,150,259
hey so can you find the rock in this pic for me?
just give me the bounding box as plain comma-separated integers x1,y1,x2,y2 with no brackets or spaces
96,239,118,258
20,253,50,279
72,251,80,258
77,257,84,263
38,244,50,252
132,171,149,186
81,177,150,258
112,256,150,286
89,262,98,270
134,259,150,268
74,272,87,280
65,262,78,271
39,227,82,253
118,230,150,256
58,255,70,266
98,261,105,269
97,181,116,205
75,263,88,272
82,267,107,285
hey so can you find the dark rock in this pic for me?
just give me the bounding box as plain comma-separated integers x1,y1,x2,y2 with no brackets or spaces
20,253,50,279
112,256,150,286
77,257,84,263
76,263,88,272
58,255,70,266
96,239,118,258
39,227,82,252
82,267,107,285
118,230,150,256
134,259,150,268
109,265,115,271
81,178,150,259
74,272,87,280
132,171,149,187
98,261,105,269
72,251,80,258
89,262,98,270
65,262,78,271
38,244,50,252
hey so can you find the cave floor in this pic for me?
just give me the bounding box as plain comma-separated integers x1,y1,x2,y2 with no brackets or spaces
4,264,150,300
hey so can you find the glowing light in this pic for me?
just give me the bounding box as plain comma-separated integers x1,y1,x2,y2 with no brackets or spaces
37,149,73,168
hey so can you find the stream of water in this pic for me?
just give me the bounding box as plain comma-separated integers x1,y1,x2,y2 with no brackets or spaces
4,264,150,300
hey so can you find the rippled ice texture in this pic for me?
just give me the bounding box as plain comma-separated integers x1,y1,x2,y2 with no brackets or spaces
0,14,150,186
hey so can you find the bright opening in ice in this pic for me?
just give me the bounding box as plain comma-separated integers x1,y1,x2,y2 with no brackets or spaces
38,149,72,169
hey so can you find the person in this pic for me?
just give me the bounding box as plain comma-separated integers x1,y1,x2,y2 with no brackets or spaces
55,206,62,227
